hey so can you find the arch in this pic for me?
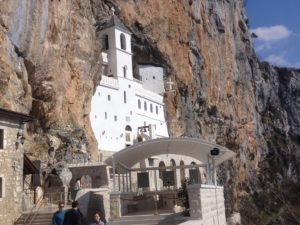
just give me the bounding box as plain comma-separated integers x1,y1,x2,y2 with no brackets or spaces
125,125,132,143
158,161,166,180
105,137,235,168
102,34,109,50
120,33,126,50
125,125,132,131
180,160,185,182
170,159,177,188
189,162,201,184
80,175,92,188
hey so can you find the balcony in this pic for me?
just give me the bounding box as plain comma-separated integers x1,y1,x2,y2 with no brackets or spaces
100,75,119,89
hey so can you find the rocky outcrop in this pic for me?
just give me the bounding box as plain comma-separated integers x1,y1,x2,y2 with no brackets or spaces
0,0,299,224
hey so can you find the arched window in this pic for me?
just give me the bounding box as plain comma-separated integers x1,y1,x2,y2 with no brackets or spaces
138,99,141,109
125,125,132,131
156,105,158,114
125,125,132,142
120,33,126,50
102,34,109,50
150,104,153,113
144,101,147,111
180,160,185,182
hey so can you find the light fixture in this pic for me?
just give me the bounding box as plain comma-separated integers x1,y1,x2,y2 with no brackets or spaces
210,148,220,156
17,130,25,145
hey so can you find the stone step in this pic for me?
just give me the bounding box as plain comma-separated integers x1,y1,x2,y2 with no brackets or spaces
108,213,187,225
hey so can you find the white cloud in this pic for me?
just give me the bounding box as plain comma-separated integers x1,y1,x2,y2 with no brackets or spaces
264,54,300,68
252,25,292,42
265,54,289,66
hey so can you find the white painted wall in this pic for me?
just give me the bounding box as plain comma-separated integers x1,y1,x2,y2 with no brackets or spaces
90,21,169,152
138,65,165,94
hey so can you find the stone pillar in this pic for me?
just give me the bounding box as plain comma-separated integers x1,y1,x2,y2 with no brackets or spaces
187,184,226,225
110,193,121,218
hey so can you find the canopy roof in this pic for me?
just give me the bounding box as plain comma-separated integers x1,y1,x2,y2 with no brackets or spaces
105,137,236,168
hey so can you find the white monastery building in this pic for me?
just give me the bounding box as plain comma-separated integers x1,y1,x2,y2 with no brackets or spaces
90,15,169,153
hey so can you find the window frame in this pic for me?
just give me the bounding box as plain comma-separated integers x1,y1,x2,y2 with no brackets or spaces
0,176,4,199
0,129,4,150
120,33,126,50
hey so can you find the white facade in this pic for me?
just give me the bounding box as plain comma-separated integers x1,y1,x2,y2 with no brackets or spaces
90,16,169,152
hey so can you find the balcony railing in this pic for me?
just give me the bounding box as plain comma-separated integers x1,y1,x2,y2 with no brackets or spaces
100,75,119,89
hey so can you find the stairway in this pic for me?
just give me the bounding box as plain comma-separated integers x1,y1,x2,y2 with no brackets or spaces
108,213,188,225
14,211,53,225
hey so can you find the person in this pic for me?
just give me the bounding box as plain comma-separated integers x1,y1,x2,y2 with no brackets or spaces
89,212,105,225
63,201,84,225
52,201,65,225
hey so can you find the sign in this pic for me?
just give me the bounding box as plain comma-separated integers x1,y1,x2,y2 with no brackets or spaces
137,172,149,188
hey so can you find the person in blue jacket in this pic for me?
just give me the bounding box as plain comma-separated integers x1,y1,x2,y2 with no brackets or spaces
52,201,65,225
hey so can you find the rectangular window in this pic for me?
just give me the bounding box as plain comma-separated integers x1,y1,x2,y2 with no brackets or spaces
105,112,107,120
114,115,117,121
108,95,111,101
0,177,3,198
0,129,3,149
124,91,127,103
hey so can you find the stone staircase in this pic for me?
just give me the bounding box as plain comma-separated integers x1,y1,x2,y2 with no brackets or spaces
14,211,53,225
108,213,188,225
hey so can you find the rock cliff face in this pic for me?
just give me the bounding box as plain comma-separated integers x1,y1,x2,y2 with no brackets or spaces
0,0,299,224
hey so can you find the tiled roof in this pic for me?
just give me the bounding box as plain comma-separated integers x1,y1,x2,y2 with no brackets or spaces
101,15,131,33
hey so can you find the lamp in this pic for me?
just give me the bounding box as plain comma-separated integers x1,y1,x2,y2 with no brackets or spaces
210,147,220,156
17,130,25,145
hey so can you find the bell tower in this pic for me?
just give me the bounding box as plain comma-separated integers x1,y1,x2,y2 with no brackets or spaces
99,15,133,80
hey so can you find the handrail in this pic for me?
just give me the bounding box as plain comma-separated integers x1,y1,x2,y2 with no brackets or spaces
13,194,44,225
21,194,45,225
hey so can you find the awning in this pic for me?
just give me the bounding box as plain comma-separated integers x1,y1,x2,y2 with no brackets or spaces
24,154,39,175
105,137,236,168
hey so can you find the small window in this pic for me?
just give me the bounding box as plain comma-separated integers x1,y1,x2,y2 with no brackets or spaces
123,66,127,78
108,95,111,101
114,115,118,121
102,34,109,50
95,115,97,119
0,177,3,198
144,101,147,111
120,33,126,50
150,104,153,113
98,92,100,96
138,99,141,109
153,76,156,80
156,106,158,114
0,129,3,149
105,112,107,120
124,91,127,103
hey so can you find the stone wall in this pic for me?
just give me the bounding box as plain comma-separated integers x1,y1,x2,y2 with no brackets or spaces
188,184,226,225
0,117,24,225
69,164,109,190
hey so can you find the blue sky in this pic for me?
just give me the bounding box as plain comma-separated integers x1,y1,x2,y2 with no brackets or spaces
245,0,300,68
